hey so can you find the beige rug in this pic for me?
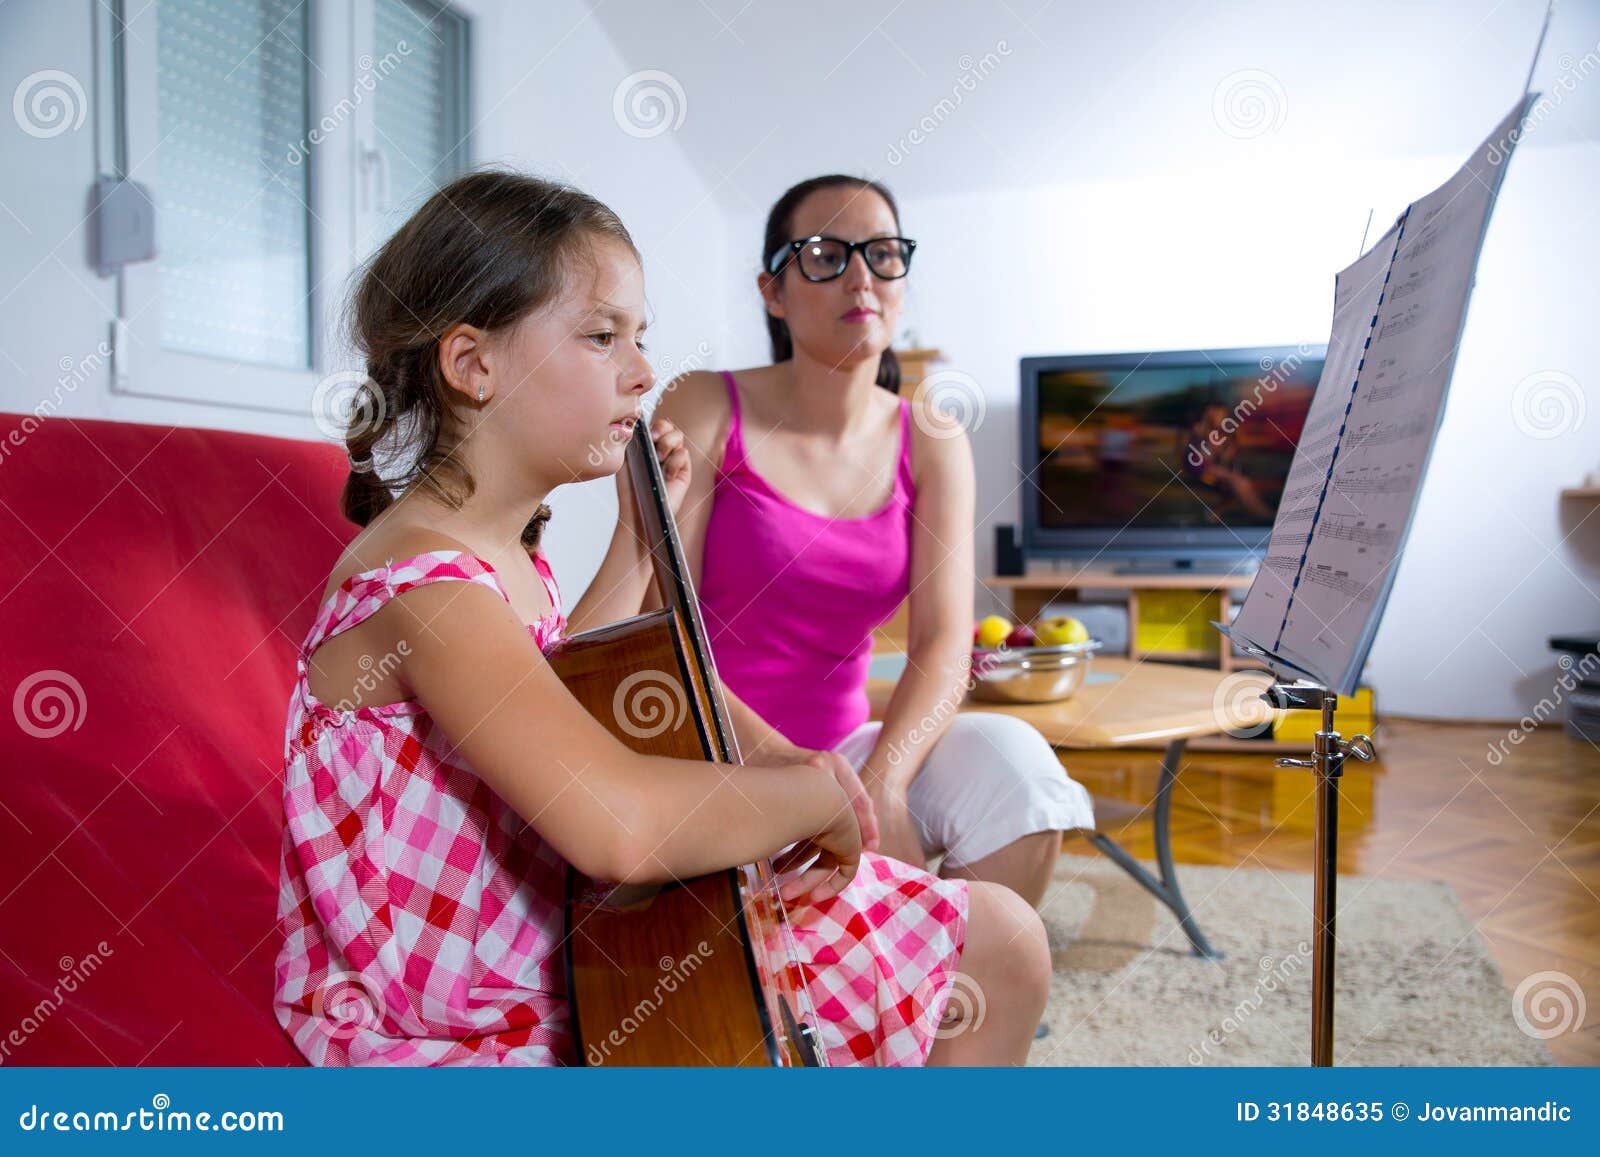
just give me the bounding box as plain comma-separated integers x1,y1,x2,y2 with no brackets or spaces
1026,856,1554,1066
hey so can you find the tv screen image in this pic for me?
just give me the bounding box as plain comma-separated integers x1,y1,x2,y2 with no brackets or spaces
1021,347,1325,562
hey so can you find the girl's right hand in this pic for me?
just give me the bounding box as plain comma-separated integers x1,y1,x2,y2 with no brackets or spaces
772,757,863,905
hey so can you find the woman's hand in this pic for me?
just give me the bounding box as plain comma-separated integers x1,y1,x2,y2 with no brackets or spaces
864,775,926,870
772,752,869,904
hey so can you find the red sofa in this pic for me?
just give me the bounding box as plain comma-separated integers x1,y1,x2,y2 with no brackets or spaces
0,413,355,1065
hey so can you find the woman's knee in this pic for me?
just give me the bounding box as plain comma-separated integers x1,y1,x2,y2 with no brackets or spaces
947,714,1069,791
960,880,1051,1012
957,710,1057,755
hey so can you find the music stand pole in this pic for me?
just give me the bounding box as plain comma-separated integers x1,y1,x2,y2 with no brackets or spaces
1263,680,1377,1067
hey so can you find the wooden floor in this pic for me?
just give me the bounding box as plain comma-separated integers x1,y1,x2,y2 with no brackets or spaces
1057,717,1600,1065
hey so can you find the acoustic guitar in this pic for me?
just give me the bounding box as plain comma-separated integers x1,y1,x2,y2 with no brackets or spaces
545,426,829,1066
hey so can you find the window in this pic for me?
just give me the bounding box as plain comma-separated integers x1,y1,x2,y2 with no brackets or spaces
156,0,313,369
368,0,469,246
104,0,472,414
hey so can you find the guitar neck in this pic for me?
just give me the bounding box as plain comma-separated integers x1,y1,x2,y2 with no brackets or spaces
625,434,743,766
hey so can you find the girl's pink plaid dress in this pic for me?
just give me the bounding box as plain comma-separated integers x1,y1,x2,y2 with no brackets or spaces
275,548,969,1066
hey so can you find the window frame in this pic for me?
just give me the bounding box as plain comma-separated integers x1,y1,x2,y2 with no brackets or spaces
100,0,472,417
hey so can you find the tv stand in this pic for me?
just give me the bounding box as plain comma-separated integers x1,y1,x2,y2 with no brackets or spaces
1110,557,1254,577
987,563,1259,674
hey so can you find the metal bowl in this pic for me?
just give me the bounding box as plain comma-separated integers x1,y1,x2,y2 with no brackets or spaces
967,640,1102,704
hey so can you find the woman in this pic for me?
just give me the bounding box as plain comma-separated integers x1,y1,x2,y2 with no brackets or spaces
578,175,1093,908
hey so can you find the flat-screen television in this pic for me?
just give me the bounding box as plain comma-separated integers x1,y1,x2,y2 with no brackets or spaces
1020,345,1327,567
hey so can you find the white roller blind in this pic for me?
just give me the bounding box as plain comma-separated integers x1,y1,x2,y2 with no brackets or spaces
156,0,312,369
371,0,467,241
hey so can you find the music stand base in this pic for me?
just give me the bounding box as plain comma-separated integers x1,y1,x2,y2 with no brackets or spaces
1262,679,1377,1068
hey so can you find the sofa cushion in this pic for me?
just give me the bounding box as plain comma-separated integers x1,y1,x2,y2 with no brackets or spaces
0,413,353,1064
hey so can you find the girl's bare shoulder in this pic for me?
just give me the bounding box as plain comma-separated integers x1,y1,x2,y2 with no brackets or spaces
319,522,481,603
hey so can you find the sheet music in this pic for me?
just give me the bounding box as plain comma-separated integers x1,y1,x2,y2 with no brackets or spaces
1230,221,1398,650
1229,96,1533,693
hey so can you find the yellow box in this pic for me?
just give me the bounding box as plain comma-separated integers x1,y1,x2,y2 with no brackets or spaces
1272,686,1377,743
1133,589,1223,655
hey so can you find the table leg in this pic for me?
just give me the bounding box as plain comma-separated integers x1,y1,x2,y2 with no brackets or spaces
1087,737,1222,959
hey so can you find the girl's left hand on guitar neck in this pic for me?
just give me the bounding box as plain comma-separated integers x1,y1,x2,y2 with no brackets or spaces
618,418,691,527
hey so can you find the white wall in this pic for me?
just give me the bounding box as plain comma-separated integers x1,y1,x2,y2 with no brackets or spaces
0,0,733,601
1372,141,1600,721
461,1,735,599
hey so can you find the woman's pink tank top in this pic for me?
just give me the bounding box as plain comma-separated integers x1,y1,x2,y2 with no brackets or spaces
698,370,915,751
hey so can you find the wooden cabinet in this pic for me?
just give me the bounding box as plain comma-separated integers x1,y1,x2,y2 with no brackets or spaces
991,567,1259,673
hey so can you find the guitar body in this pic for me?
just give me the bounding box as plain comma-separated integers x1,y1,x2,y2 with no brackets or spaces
547,437,827,1067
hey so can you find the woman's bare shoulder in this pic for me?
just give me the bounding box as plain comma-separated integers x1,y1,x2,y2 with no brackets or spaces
658,369,726,418
903,393,973,485
655,367,745,460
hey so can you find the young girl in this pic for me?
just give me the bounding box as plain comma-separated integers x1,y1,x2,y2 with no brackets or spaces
273,171,1050,1067
582,175,1094,909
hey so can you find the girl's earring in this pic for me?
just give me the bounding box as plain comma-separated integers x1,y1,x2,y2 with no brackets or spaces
477,385,485,403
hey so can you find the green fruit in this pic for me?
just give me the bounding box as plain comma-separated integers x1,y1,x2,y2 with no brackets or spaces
1035,616,1089,646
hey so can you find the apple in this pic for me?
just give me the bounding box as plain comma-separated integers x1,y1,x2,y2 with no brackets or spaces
1005,624,1037,648
975,615,1014,649
1035,615,1089,646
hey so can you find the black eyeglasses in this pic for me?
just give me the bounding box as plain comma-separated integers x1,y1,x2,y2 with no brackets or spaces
767,235,917,282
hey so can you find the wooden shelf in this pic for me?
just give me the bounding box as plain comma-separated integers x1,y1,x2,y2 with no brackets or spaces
987,566,1256,591
1184,736,1309,754
988,571,1257,673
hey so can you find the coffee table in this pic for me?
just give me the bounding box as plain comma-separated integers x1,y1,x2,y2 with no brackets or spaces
867,656,1279,959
